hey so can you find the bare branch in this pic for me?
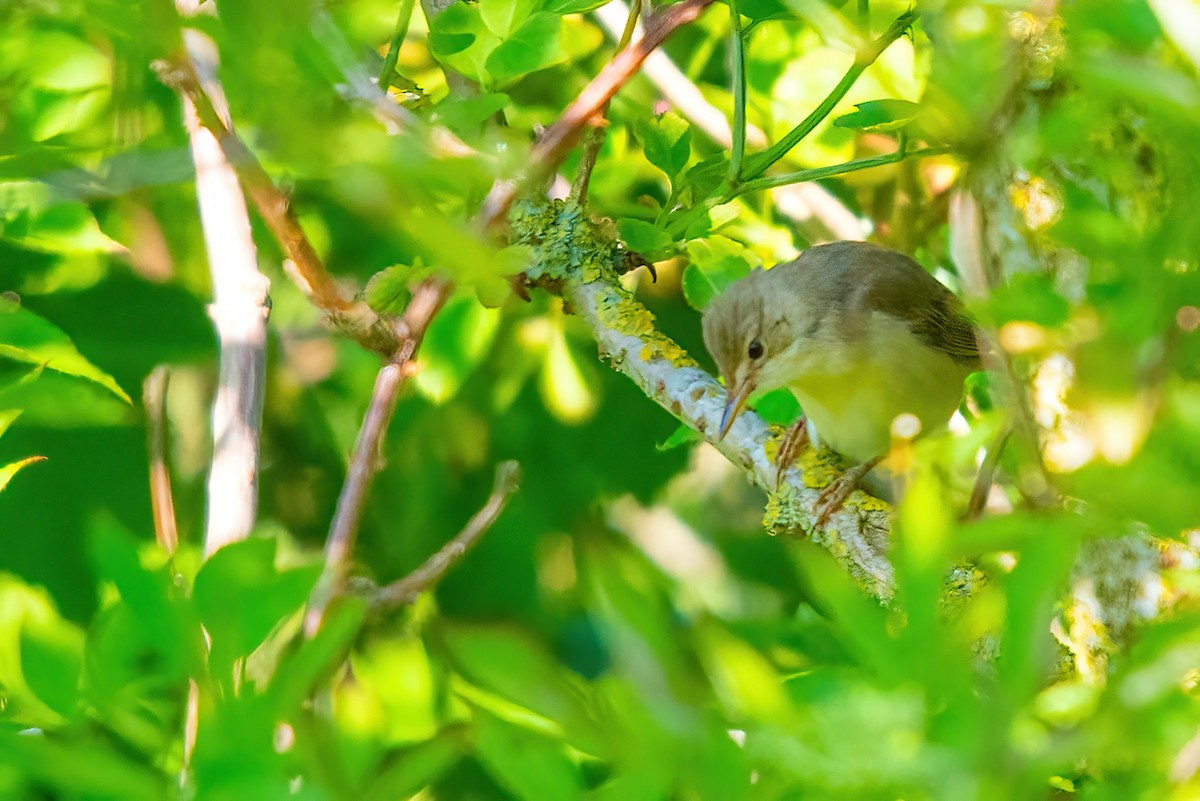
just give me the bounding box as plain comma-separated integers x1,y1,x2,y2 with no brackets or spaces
304,362,405,635
172,8,269,555
374,461,522,608
143,366,179,555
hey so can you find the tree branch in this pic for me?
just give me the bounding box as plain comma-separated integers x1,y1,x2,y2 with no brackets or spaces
143,366,179,555
303,278,449,635
172,6,270,555
373,461,521,608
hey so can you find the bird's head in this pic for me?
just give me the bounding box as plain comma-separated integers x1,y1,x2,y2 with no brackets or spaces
701,268,816,440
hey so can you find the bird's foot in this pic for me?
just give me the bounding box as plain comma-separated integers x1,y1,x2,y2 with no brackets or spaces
813,455,885,527
774,416,810,489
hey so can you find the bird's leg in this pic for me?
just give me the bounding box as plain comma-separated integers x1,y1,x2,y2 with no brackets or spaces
813,454,885,527
774,416,809,489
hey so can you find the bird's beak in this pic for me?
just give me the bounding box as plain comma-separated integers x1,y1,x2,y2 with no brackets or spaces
717,378,754,441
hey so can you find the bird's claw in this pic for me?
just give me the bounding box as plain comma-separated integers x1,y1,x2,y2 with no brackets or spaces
811,455,884,528
774,416,810,489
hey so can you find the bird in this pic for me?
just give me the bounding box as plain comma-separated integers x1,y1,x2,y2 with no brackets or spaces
701,240,981,523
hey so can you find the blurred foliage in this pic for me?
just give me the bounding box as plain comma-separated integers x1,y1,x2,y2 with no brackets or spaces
2,0,1200,799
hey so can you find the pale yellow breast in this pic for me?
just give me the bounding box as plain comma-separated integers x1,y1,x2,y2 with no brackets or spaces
787,312,970,462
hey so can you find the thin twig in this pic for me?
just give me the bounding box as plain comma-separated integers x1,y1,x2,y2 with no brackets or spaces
303,275,450,635
374,461,521,608
733,147,951,195
144,366,179,555
304,362,405,635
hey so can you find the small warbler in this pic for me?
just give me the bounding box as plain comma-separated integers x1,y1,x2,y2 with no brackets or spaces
702,241,980,521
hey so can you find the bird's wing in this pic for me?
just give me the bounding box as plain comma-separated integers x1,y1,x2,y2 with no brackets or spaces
859,247,982,370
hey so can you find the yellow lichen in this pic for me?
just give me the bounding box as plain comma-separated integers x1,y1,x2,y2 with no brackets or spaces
763,485,809,536
596,289,697,368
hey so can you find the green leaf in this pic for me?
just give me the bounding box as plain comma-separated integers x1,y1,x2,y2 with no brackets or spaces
617,218,675,256
435,93,511,133
479,0,542,37
833,99,922,133
429,3,493,70
738,0,793,23
364,262,419,316
0,409,22,437
430,29,476,56
656,423,701,451
193,537,322,673
677,153,728,203
635,113,692,183
19,614,84,719
472,707,583,801
28,202,122,254
267,599,366,716
752,388,801,426
440,624,604,753
682,237,755,311
0,297,130,402
545,0,611,13
23,30,110,91
364,730,466,801
485,13,564,85
87,518,205,684
0,366,131,427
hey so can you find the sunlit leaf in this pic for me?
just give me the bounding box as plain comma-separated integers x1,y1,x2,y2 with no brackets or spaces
193,537,322,674
833,99,921,133
485,13,564,85
539,321,598,424
656,423,701,451
19,612,84,720
546,0,611,14
471,707,583,801
0,455,46,493
617,218,674,256
479,0,542,37
681,236,756,311
635,112,692,184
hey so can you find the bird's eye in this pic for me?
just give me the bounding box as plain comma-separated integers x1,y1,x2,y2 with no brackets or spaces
747,339,764,360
